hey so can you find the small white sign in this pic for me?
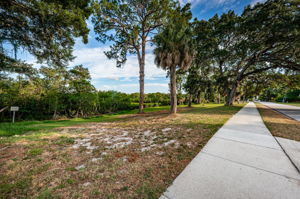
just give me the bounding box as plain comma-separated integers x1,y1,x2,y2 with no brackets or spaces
10,106,19,111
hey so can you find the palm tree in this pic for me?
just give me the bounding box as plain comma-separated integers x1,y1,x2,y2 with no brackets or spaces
153,4,193,114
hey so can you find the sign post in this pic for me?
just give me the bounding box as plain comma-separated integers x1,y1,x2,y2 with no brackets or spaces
10,106,19,123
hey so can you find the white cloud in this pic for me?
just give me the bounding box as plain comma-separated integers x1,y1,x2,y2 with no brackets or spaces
250,0,266,6
179,0,235,8
70,46,167,80
179,0,204,7
19,43,169,93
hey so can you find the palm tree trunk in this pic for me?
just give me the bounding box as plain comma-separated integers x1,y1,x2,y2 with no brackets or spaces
170,66,177,114
138,42,146,114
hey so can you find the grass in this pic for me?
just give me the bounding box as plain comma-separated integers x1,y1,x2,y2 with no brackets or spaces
277,102,300,107
0,103,244,199
256,103,300,141
0,106,172,137
26,148,44,157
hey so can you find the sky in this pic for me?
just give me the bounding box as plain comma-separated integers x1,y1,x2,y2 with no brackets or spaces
21,0,265,93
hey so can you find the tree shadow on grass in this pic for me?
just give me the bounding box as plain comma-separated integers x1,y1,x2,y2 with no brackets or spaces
257,104,300,141
179,104,244,115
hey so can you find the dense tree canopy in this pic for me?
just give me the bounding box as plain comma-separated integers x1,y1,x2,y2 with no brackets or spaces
192,0,300,106
0,0,91,75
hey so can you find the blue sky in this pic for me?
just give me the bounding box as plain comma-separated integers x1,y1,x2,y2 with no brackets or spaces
22,0,264,93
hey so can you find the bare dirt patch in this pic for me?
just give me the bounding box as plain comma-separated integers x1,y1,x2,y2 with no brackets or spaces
0,105,243,199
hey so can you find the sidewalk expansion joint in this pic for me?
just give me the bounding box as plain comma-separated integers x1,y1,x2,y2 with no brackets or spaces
201,151,300,182
274,137,300,175
214,136,282,151
161,193,172,199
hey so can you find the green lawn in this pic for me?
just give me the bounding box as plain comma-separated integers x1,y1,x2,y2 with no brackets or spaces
277,102,300,107
0,105,177,137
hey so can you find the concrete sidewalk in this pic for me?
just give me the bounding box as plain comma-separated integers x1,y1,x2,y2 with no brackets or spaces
160,102,300,199
260,102,300,121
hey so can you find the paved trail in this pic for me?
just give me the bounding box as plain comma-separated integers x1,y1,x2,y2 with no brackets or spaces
160,102,300,199
260,102,300,122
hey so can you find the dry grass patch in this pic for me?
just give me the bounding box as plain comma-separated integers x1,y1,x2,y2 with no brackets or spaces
256,103,300,141
0,104,244,199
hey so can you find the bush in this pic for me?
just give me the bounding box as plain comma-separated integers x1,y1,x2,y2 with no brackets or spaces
97,91,133,113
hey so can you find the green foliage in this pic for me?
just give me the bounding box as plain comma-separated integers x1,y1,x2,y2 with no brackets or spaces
257,73,300,102
0,72,175,121
191,0,300,105
0,0,91,72
184,65,219,104
92,0,176,113
153,3,193,113
146,93,170,106
261,89,300,102
153,4,193,71
130,92,170,106
285,90,300,102
97,91,133,113
92,0,175,67
0,65,97,121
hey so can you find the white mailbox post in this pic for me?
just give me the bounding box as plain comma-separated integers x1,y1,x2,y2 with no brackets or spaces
10,106,19,123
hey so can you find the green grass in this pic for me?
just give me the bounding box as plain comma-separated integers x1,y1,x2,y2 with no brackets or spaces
36,189,59,199
27,148,43,157
54,136,75,145
0,106,173,137
0,104,228,137
277,102,300,107
0,103,244,198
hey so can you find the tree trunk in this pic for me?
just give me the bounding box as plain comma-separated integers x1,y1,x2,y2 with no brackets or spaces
188,94,192,107
170,66,177,114
0,106,8,113
138,42,146,114
225,82,238,106
198,92,201,104
53,110,57,119
218,93,221,104
235,95,241,104
53,96,58,119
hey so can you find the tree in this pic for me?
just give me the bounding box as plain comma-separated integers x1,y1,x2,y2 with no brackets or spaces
40,66,68,118
257,72,300,102
98,91,133,113
0,0,91,73
69,65,97,117
183,64,217,106
92,0,175,113
153,4,193,114
194,0,300,106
